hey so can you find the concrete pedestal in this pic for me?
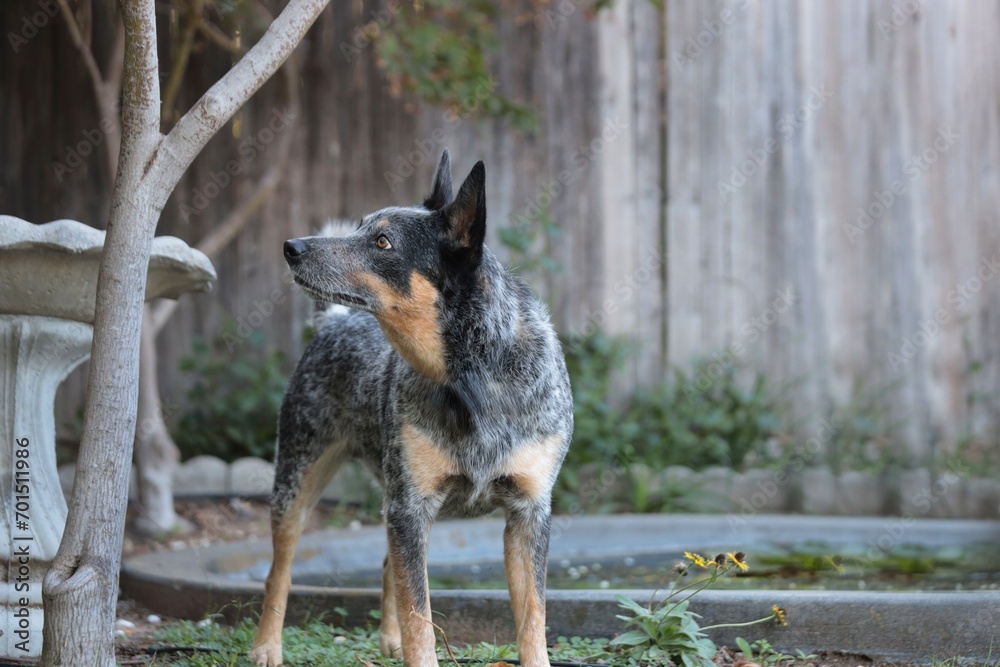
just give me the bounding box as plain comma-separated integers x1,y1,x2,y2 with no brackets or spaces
0,215,215,658
0,315,92,657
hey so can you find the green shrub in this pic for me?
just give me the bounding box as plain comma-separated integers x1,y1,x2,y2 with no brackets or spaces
374,0,535,130
822,379,899,472
562,332,785,475
562,331,640,465
172,320,290,462
623,361,785,471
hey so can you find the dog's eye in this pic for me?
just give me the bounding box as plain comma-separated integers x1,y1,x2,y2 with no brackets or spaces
376,235,392,250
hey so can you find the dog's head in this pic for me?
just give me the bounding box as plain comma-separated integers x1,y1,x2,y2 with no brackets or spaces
284,150,485,381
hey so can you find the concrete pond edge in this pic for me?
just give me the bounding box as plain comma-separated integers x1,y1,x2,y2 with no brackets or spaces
121,514,1000,662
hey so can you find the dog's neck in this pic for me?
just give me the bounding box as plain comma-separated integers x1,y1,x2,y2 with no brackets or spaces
445,250,542,373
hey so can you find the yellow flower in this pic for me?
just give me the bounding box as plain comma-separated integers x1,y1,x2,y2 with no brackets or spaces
684,551,708,568
727,552,749,572
772,604,788,626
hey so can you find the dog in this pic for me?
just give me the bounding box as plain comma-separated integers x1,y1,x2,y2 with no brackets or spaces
248,151,574,667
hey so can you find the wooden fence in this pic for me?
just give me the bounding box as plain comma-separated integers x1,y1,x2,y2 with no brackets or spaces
2,0,996,461
664,0,1000,459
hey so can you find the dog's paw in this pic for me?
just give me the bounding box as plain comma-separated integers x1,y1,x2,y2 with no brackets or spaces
378,632,402,658
248,641,283,667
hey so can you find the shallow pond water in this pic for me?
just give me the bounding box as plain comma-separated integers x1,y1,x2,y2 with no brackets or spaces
294,540,1000,592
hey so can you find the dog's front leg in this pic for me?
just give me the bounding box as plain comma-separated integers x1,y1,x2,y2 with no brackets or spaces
386,503,439,667
504,503,552,667
379,554,402,657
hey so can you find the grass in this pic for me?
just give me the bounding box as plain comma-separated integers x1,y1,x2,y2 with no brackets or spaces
135,615,617,666
123,613,1000,667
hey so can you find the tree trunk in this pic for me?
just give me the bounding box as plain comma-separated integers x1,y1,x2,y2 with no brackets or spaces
41,0,331,662
55,2,184,536
41,0,163,659
139,53,301,535
134,305,190,534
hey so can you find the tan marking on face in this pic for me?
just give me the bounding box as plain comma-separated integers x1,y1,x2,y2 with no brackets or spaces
353,272,447,382
503,435,565,501
375,218,391,229
504,526,549,667
401,423,459,497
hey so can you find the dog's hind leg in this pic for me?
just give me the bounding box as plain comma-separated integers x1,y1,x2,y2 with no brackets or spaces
250,443,346,667
501,435,564,667
504,501,552,667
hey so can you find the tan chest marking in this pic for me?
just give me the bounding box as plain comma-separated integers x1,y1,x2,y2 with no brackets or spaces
502,435,565,501
354,272,447,383
401,423,459,497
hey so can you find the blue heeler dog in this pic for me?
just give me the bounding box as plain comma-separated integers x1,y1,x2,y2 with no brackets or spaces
249,151,574,667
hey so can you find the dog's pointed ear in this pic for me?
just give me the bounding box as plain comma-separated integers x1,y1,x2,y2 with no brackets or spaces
423,149,453,211
443,161,486,260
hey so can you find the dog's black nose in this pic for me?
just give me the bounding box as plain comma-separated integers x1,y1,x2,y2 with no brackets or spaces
284,239,308,264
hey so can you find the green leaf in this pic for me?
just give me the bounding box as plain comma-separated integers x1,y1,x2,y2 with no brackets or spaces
608,630,651,647
615,595,649,618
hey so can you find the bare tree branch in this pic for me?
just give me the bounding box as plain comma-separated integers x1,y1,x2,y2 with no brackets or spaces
151,50,301,334
56,0,104,103
57,0,125,186
149,0,328,188
160,0,205,127
197,18,240,52
104,17,126,176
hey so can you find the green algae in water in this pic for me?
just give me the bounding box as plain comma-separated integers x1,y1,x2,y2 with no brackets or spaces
294,542,1000,592
436,542,1000,592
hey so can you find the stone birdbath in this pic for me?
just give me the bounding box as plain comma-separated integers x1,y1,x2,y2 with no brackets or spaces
0,216,215,658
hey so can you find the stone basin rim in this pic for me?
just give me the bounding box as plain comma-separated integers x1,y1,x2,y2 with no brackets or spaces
121,514,1000,662
0,217,213,269
0,216,217,323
